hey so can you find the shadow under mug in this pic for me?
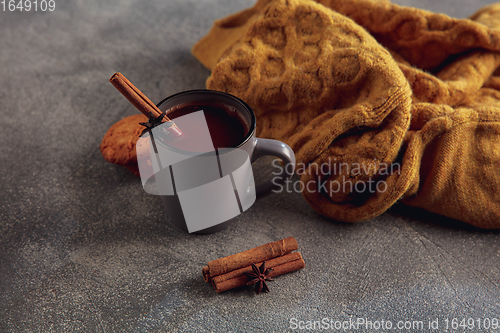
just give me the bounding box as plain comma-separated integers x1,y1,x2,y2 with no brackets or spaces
137,90,295,234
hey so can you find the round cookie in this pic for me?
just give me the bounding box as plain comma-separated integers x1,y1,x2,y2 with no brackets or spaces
100,114,148,176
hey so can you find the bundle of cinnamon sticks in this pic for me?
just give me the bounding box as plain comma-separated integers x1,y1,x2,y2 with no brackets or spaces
203,237,305,293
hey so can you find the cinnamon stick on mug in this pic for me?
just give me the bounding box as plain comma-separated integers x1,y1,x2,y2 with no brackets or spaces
109,72,182,136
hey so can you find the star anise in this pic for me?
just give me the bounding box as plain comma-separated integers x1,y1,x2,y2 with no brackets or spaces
139,110,173,137
244,261,274,294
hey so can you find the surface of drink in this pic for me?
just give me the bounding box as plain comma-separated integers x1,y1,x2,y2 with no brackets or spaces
163,102,250,152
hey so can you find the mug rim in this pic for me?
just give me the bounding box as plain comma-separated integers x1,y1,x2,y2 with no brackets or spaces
154,89,256,154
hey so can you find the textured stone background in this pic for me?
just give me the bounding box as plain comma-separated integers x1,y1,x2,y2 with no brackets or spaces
1,0,499,332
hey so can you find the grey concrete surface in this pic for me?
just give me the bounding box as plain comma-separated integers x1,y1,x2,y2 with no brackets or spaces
1,0,499,332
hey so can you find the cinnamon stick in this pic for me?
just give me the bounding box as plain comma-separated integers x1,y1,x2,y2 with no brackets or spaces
202,236,299,282
109,72,182,136
213,256,305,293
212,252,304,293
212,252,303,284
